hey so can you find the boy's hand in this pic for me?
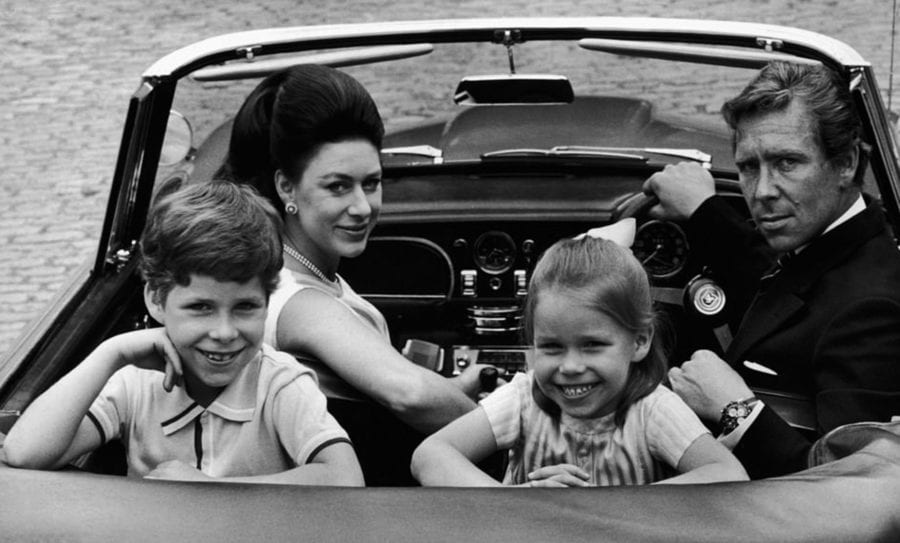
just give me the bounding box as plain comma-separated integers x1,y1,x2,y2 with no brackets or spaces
104,329,183,392
145,460,212,482
523,463,591,487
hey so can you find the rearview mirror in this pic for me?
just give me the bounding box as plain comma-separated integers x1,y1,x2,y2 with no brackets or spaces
453,75,574,105
159,111,193,166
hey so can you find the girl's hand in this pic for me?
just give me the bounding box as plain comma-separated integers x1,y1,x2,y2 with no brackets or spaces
104,329,183,392
145,459,212,482
525,463,591,487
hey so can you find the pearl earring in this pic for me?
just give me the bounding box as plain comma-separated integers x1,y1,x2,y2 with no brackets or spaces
285,201,298,215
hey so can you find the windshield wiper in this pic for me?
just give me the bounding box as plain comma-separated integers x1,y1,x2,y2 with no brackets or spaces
482,147,646,161
382,145,712,168
482,146,711,167
381,145,444,164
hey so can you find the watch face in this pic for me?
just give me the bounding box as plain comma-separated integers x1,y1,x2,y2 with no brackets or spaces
726,403,751,418
721,398,757,434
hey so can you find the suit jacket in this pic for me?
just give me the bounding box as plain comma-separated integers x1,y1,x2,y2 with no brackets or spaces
685,195,900,478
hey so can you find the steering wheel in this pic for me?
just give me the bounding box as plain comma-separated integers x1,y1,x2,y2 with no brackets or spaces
613,177,742,222
613,191,660,222
613,180,744,355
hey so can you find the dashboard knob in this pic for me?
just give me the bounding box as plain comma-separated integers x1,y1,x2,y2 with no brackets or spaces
479,367,499,392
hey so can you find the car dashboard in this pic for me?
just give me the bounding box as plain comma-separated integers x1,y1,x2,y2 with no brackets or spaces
339,168,744,377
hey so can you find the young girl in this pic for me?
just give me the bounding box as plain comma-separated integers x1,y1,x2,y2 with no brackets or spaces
411,228,748,486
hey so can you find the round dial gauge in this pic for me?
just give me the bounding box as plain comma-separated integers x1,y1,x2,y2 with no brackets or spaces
473,231,517,275
633,220,689,279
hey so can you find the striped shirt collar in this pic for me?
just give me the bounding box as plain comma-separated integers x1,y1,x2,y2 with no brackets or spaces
160,350,261,435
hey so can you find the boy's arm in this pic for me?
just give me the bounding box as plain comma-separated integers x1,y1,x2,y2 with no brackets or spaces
281,441,363,485
3,329,181,470
410,407,502,486
146,441,364,486
658,433,748,484
145,441,365,486
243,440,363,486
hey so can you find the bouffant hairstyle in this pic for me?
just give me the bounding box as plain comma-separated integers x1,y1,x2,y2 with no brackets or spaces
523,236,668,426
216,64,385,213
139,178,283,304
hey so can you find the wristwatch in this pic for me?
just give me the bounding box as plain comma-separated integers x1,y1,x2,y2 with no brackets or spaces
719,396,760,435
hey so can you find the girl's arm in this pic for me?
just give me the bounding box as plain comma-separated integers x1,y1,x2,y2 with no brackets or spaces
411,407,502,486
277,289,477,433
146,442,365,486
3,329,182,470
658,433,748,484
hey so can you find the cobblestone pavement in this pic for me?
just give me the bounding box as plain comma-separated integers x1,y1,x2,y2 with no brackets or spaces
1,0,898,356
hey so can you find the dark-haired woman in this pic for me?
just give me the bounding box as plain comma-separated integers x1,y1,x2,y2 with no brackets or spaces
217,64,481,485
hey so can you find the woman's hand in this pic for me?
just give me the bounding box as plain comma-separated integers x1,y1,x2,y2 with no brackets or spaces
523,464,591,487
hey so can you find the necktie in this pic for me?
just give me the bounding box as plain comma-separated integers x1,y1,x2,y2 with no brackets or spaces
758,252,793,291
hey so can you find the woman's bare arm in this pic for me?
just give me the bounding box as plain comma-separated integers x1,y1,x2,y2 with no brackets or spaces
276,289,477,433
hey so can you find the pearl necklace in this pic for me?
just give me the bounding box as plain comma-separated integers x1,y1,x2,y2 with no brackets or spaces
283,244,335,283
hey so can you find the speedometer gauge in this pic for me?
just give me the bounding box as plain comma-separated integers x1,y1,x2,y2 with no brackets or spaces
633,220,689,279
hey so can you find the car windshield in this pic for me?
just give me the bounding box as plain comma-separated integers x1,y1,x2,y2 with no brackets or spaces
163,39,760,175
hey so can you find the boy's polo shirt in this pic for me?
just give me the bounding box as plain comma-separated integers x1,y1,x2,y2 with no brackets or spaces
87,344,349,478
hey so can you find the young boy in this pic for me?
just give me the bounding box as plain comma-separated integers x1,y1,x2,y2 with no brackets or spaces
3,180,363,485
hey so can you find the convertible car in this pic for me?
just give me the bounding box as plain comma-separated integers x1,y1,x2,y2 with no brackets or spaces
2,17,900,541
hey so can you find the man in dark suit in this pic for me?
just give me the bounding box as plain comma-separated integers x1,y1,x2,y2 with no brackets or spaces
643,61,900,479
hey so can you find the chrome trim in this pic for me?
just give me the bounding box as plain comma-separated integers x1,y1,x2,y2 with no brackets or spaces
357,236,455,300
382,145,444,164
143,18,867,79
460,270,477,297
579,38,821,68
552,145,711,165
360,294,449,301
854,67,900,230
191,44,434,81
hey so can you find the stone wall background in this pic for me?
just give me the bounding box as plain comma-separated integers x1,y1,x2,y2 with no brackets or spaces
2,0,898,355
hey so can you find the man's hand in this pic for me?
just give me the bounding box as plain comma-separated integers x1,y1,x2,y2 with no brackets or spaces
642,162,717,221
104,329,183,392
668,350,754,421
145,460,212,482
521,463,591,487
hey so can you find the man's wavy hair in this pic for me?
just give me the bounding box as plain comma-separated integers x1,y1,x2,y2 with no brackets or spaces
139,178,283,305
522,236,669,426
722,60,868,185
